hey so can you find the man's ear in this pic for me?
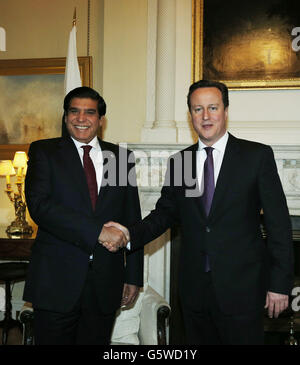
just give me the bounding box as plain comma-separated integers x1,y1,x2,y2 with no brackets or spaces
99,116,105,127
224,107,229,120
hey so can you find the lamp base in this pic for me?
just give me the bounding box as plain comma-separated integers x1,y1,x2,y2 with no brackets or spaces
6,220,33,236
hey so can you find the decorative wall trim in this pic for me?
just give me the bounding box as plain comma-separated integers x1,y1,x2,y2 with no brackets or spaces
228,121,300,146
272,145,300,216
130,143,300,216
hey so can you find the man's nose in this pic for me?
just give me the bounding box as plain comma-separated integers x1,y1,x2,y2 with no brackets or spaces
203,108,209,120
78,111,86,121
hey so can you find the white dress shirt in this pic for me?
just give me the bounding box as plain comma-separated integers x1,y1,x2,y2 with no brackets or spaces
197,132,229,195
71,136,103,192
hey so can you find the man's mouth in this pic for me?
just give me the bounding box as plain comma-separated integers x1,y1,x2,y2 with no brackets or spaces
202,123,213,129
74,125,89,130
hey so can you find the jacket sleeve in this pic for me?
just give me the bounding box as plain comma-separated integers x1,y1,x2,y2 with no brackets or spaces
258,146,294,295
123,155,144,287
129,157,179,251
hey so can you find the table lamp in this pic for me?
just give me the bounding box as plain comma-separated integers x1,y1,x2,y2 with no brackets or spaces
0,160,16,186
0,152,33,236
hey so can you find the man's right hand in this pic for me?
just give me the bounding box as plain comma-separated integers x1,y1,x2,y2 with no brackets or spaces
98,225,128,252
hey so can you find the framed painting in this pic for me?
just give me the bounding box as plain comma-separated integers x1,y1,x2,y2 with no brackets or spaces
192,0,300,89
0,56,93,160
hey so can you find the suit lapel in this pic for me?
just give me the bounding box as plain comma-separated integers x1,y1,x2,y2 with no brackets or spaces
183,143,207,221
209,133,240,221
57,137,93,211
95,139,119,213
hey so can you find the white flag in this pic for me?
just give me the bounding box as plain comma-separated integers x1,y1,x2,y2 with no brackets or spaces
64,25,81,95
0,27,6,51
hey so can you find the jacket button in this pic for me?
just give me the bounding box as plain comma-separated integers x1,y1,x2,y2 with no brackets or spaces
206,227,211,233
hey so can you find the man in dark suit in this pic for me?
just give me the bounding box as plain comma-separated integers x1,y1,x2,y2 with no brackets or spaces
102,80,294,345
23,86,143,345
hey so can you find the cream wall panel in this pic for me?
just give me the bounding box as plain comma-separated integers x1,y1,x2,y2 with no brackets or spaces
89,0,104,93
102,0,147,144
0,0,88,59
0,0,104,91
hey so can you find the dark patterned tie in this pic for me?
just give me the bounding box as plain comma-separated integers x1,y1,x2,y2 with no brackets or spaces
201,147,215,272
201,147,215,216
81,145,98,210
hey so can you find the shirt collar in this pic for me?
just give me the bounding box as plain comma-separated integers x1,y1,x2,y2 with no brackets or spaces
71,135,101,151
198,131,229,153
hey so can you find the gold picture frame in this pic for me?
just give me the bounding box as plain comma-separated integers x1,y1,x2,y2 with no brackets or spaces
0,56,93,160
192,0,300,89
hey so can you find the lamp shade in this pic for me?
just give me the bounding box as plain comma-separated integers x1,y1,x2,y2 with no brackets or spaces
0,160,16,176
13,151,28,168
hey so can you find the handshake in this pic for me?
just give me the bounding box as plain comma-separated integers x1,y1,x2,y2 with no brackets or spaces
99,221,130,252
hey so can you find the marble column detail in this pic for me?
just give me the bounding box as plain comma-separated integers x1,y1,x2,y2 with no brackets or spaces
141,0,177,143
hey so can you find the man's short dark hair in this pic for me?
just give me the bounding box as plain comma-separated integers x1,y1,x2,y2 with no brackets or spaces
64,86,107,117
187,80,229,111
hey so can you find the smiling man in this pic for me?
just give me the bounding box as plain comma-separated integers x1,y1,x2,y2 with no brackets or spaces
23,87,143,345
102,80,294,345
65,97,102,143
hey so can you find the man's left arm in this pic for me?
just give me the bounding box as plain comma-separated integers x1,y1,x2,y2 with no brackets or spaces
122,157,144,306
258,146,294,317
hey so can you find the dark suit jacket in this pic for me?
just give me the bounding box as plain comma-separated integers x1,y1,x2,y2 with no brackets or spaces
129,133,293,315
23,137,143,314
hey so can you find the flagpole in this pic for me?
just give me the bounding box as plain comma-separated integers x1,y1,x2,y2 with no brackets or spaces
73,7,77,26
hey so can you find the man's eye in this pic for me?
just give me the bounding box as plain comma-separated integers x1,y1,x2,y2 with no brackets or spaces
209,106,218,111
86,110,96,115
194,107,203,113
69,109,79,114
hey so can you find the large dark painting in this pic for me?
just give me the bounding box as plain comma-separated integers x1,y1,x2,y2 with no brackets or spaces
192,0,300,89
